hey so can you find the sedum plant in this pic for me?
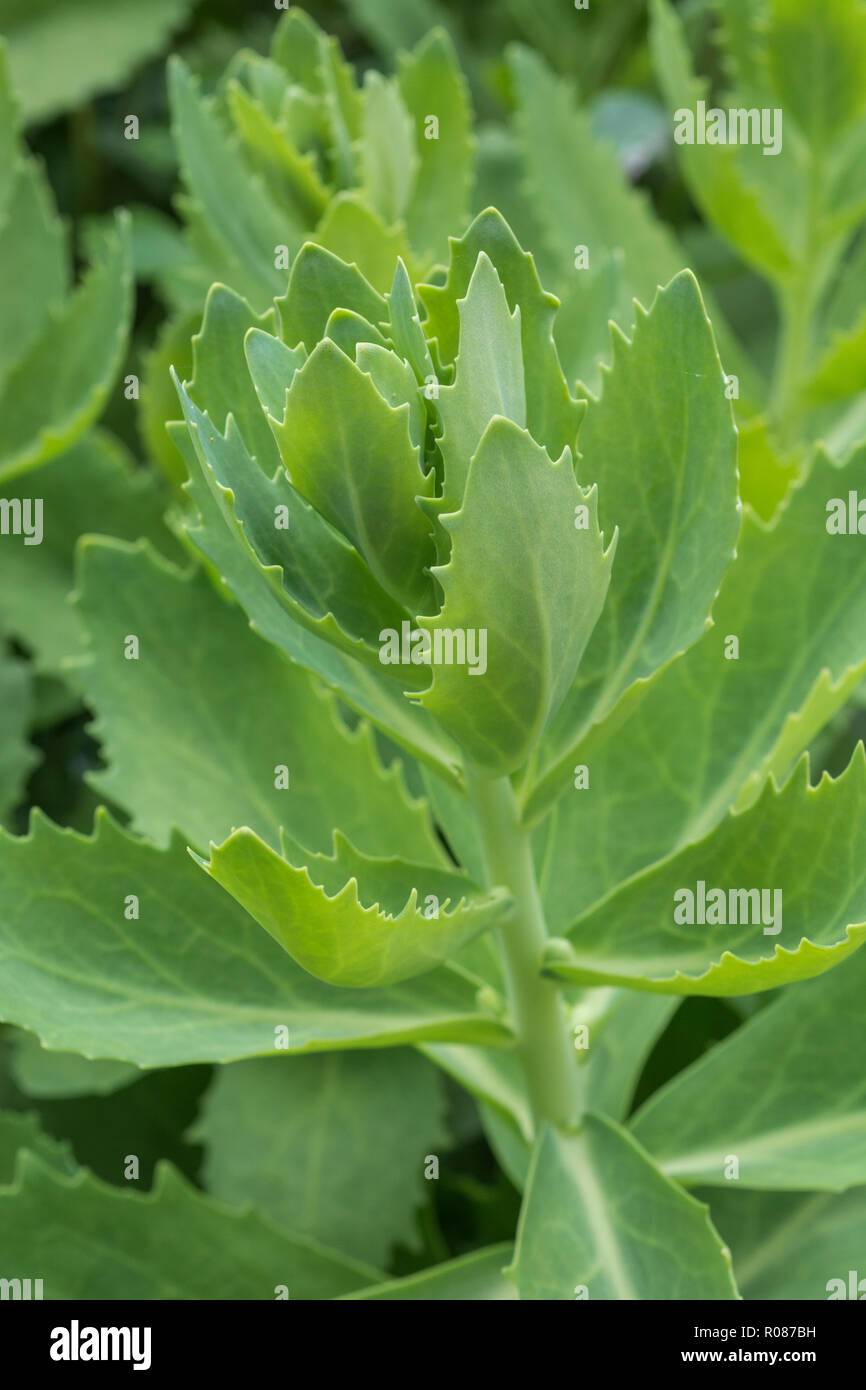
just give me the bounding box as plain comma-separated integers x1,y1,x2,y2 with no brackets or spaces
3,197,866,1298
140,3,472,490
160,6,472,313
4,1,866,1304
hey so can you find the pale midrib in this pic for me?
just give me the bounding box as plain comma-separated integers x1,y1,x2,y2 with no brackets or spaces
528,386,699,814
569,1136,638,1300
734,1192,832,1291
659,1109,866,1179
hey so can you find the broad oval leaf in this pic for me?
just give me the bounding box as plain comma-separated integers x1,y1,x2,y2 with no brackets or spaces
507,1116,739,1300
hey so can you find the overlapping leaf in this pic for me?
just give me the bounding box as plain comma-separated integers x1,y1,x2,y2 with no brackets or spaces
0,1112,75,1181
0,1152,378,1300
419,208,581,458
0,0,196,125
190,1051,449,1265
0,206,132,482
269,339,436,612
0,646,36,824
0,812,513,1065
631,938,866,1190
542,753,866,995
434,251,526,500
71,537,447,862
168,56,290,315
175,397,461,782
0,430,177,675
507,1117,739,1300
528,270,739,810
418,417,614,776
705,1186,866,1300
535,445,866,920
200,826,513,988
345,1245,516,1300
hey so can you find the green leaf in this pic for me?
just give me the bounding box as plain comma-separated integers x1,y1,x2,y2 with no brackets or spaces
138,310,197,491
0,43,16,213
0,811,513,1065
225,76,331,225
72,538,445,864
168,56,289,314
765,0,866,147
19,1060,207,1189
0,156,66,389
508,37,759,400
186,284,281,475
271,339,436,611
419,767,485,882
0,212,132,482
418,417,614,776
327,309,388,359
9,1031,139,1098
0,647,36,824
176,381,412,676
630,939,866,1189
543,753,866,995
420,208,582,459
356,341,426,448
314,193,412,295
507,43,685,313
435,251,526,500
422,1041,532,1144
397,29,473,269
736,416,799,522
507,1116,739,1300
0,1152,379,1299
342,0,450,60
201,826,513,988
529,271,739,805
176,400,461,784
0,1106,77,1184
244,325,307,419
360,71,417,227
277,241,386,352
0,1110,76,1181
269,11,361,191
649,0,795,282
805,306,866,403
345,1244,516,1300
0,0,195,125
580,991,679,1122
501,0,596,82
704,1186,866,1300
270,7,329,89
552,249,632,397
532,445,866,897
387,256,436,385
0,429,178,675
190,1050,448,1264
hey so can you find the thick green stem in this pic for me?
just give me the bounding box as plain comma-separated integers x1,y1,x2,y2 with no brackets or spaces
466,767,582,1130
771,279,813,434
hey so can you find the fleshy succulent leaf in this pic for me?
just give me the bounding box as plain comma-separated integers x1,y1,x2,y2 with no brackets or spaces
417,417,614,776
543,753,866,995
507,1117,739,1300
200,826,514,988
